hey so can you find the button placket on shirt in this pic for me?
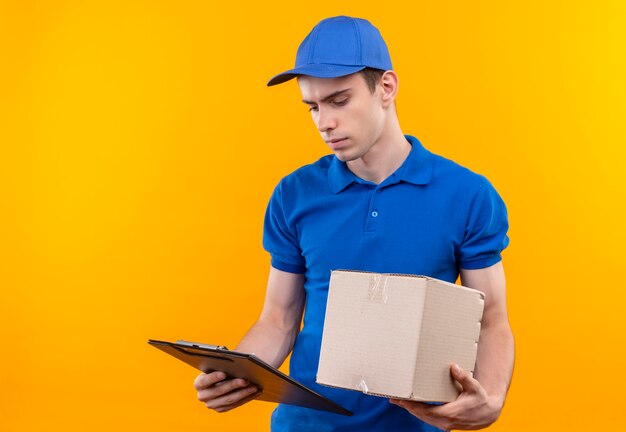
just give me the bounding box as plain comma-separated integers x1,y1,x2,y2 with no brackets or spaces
364,187,381,234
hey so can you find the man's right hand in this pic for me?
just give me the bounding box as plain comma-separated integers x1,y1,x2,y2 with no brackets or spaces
194,371,261,413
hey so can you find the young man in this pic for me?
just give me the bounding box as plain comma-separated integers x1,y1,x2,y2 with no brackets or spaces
194,16,514,431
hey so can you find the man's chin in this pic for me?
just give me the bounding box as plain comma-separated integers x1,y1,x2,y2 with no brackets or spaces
333,150,358,162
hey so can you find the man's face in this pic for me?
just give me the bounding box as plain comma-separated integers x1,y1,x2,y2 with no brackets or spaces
298,73,386,162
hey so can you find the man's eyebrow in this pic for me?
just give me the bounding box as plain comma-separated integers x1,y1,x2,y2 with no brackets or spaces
302,88,351,105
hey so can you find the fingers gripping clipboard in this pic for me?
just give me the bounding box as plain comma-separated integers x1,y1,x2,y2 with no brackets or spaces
148,339,352,416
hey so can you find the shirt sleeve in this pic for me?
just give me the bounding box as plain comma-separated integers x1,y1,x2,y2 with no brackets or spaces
262,181,306,274
458,177,510,270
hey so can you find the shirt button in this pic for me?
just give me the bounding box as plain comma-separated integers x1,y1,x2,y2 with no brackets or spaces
371,211,379,218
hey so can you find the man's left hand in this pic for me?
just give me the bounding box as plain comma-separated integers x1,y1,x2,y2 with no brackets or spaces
389,364,504,431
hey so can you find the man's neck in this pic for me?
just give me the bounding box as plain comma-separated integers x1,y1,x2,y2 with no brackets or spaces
347,124,411,185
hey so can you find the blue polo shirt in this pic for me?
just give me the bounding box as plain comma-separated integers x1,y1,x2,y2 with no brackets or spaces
263,135,509,432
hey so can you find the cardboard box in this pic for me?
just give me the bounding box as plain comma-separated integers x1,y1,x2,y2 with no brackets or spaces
316,270,485,402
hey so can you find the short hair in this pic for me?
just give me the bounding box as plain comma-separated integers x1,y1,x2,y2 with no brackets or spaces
359,68,386,93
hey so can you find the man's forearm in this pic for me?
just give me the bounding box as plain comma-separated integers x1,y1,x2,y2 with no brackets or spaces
474,320,515,407
234,267,305,369
235,319,300,368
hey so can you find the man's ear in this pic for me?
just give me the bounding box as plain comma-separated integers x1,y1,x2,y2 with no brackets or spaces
379,70,399,108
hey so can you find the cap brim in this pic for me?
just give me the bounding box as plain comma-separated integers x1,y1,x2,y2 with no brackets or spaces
267,64,366,86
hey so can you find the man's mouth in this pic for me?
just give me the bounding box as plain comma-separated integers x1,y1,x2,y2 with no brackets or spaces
326,138,348,149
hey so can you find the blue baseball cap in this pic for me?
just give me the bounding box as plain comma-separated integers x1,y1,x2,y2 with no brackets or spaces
267,16,393,86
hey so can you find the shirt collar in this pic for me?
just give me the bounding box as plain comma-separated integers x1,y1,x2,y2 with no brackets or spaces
328,135,433,194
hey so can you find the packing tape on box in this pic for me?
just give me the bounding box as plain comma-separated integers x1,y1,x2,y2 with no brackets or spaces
358,379,370,394
368,273,389,304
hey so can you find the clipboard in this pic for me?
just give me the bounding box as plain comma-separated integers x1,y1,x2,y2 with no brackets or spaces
148,339,352,416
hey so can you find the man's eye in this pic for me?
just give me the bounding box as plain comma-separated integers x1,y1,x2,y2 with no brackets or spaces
308,106,319,112
333,99,348,106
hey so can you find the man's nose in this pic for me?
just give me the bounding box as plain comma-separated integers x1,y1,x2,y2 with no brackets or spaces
317,108,337,132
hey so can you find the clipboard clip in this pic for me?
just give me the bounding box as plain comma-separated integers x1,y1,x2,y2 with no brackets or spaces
176,340,229,350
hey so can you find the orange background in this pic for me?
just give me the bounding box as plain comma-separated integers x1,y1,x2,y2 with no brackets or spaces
1,1,625,431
